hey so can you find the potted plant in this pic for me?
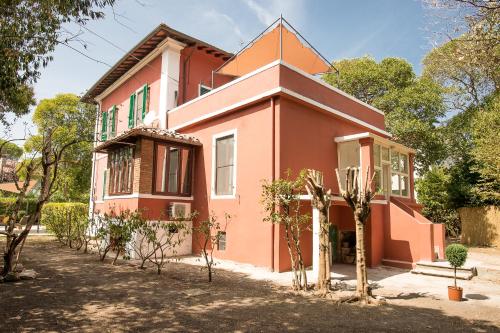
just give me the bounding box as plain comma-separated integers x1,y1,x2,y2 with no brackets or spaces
445,244,468,301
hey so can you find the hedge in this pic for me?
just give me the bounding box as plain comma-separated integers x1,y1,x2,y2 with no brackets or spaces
0,197,38,216
41,203,89,247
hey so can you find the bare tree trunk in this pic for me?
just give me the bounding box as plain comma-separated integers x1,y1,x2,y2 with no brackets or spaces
355,214,370,303
336,167,376,304
305,170,332,294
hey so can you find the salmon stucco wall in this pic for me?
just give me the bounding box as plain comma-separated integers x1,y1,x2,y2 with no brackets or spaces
179,99,275,269
178,47,228,105
100,54,162,137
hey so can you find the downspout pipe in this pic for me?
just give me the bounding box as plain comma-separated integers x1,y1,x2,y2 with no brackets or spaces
271,96,276,272
89,102,100,220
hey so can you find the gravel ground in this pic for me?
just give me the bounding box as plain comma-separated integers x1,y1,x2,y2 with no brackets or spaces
1,237,499,332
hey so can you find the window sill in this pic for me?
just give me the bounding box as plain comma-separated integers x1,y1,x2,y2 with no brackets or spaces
211,193,236,200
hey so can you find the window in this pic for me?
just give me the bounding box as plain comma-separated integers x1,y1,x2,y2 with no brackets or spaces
337,141,360,187
108,147,134,195
107,106,117,139
154,143,193,196
128,85,149,128
390,151,409,197
217,231,226,251
102,169,107,200
199,84,212,96
212,131,236,197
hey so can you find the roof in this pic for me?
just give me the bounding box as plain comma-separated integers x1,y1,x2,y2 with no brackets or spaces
216,23,331,77
82,23,232,103
0,180,39,194
94,126,202,153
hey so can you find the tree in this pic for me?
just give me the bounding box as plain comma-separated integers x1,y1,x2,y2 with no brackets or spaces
470,93,500,203
1,129,79,279
336,167,376,304
415,167,462,236
304,170,332,294
445,243,468,289
324,57,447,172
261,172,309,290
194,212,231,282
0,0,115,124
0,140,23,160
24,94,95,201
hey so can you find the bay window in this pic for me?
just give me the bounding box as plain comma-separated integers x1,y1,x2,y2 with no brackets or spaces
109,147,134,195
154,142,193,196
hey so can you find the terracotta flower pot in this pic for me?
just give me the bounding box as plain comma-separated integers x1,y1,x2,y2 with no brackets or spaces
448,286,463,301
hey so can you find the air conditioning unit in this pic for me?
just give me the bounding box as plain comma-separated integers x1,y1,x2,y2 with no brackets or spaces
168,202,191,220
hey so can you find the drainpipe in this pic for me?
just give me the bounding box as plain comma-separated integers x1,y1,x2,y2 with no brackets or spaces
271,96,276,272
89,102,100,220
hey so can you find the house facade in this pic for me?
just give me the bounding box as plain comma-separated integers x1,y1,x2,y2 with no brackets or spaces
84,22,445,272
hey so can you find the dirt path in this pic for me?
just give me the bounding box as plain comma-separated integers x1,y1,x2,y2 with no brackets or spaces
1,237,499,332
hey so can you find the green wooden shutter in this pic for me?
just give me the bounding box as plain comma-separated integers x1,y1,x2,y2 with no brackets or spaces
111,105,116,137
101,111,108,141
128,94,135,128
142,84,148,120
102,169,107,200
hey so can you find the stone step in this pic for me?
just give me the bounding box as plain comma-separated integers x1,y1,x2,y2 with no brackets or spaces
411,261,477,280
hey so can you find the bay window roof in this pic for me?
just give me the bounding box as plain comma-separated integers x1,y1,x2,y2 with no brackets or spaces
94,126,201,153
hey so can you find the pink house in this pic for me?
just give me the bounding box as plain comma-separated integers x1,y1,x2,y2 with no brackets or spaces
84,21,445,272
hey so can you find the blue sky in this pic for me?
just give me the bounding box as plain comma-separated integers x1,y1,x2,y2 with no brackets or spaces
3,0,435,140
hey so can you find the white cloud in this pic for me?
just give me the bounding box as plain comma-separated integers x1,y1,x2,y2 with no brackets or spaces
203,9,245,42
242,0,306,27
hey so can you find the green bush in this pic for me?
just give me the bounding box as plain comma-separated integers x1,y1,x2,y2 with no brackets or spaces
0,197,37,216
446,244,468,287
445,244,468,268
41,203,89,249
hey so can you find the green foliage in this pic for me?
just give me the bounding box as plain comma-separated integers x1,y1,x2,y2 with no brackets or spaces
0,197,37,216
194,211,232,282
0,140,23,159
261,171,309,290
0,0,115,124
95,210,139,264
416,167,461,237
24,93,95,202
323,56,446,171
131,211,196,274
470,93,500,203
41,202,89,248
445,244,468,268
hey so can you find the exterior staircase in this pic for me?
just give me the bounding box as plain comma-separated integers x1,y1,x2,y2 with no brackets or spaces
411,260,478,280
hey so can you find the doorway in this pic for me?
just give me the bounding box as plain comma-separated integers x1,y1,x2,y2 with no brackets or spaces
339,231,356,264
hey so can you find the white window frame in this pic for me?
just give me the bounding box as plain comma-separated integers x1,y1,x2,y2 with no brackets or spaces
134,86,145,127
211,129,237,199
390,150,410,198
107,106,116,139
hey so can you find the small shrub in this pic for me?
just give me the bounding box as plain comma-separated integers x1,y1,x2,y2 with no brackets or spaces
41,203,89,249
445,244,468,287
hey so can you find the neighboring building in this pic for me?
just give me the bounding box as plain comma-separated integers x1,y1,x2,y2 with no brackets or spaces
84,21,445,272
0,157,18,183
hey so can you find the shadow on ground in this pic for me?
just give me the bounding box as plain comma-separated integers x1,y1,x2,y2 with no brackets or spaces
0,238,498,332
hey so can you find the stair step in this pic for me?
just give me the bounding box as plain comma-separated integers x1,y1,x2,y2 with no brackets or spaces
411,265,476,280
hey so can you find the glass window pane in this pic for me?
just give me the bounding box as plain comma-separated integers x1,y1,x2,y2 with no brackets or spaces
136,91,143,124
401,176,409,197
391,152,399,171
373,144,381,167
400,154,408,174
168,148,180,193
374,169,382,193
155,145,167,192
391,174,400,195
382,147,390,161
180,148,192,195
216,135,235,195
